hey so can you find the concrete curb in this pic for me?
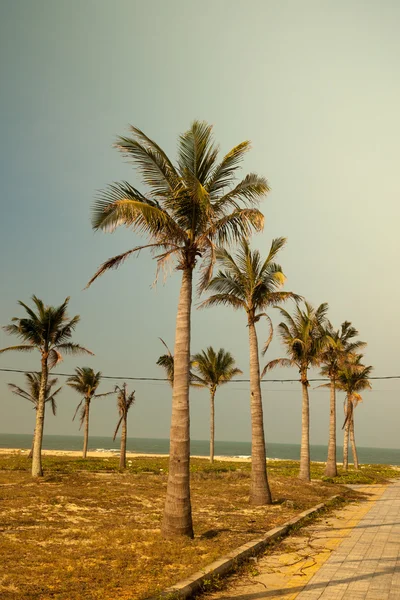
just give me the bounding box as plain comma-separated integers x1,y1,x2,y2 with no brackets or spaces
148,494,341,600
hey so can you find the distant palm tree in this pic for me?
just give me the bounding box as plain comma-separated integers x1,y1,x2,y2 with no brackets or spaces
0,296,92,477
67,367,112,458
8,373,62,458
319,322,366,477
156,339,175,385
191,347,242,463
113,383,135,469
264,302,328,482
336,356,372,471
202,238,299,504
87,122,267,538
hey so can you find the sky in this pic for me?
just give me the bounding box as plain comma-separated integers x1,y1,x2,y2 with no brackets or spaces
0,0,399,449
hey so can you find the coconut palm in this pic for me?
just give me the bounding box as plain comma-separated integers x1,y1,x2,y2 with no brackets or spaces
67,367,112,458
336,356,372,471
191,347,242,463
0,296,92,477
319,322,366,477
264,301,328,482
113,383,135,469
201,237,300,504
87,121,267,537
8,373,62,458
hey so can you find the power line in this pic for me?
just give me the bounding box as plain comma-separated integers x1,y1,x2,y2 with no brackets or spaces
0,367,400,383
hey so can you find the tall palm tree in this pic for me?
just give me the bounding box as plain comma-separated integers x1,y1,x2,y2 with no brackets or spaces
201,238,299,504
319,322,366,477
87,121,267,537
264,301,328,482
0,296,92,477
8,373,62,458
67,367,112,458
113,383,135,469
336,356,372,471
191,347,242,463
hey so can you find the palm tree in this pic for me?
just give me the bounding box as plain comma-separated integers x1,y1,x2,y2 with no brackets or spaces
156,338,175,385
264,301,328,482
113,383,135,469
201,238,299,504
319,322,365,477
0,296,92,477
87,121,267,537
8,373,62,458
67,367,112,458
191,347,242,463
336,356,372,471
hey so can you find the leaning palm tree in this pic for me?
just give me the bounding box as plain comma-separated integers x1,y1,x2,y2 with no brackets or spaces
264,301,328,482
67,367,112,458
8,373,62,458
202,237,299,504
113,383,135,469
0,296,92,477
87,121,267,537
336,356,372,471
319,322,366,477
191,347,242,463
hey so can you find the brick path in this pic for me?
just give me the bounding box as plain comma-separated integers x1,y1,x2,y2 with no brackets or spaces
295,481,400,599
206,481,400,600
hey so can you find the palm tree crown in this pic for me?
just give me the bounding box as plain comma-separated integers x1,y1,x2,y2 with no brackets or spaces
320,321,366,380
156,339,175,385
337,355,373,411
113,383,136,440
87,121,267,289
264,301,329,381
8,373,62,416
191,347,242,390
67,367,102,426
0,295,93,367
201,237,300,331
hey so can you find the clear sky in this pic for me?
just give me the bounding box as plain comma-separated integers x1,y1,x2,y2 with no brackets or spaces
1,0,399,449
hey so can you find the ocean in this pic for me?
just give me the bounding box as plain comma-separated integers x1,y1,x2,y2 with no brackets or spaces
1,433,399,465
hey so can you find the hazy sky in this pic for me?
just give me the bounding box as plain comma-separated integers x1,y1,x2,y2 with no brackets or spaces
1,1,399,449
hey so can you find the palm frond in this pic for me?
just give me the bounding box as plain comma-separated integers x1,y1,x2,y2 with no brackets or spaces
261,358,295,378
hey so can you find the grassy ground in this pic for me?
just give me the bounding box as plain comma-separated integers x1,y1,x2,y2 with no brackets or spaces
0,454,398,600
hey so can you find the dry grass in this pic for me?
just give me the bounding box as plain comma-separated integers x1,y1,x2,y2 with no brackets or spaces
0,454,397,600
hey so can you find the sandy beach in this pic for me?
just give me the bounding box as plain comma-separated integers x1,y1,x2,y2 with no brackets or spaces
0,447,254,462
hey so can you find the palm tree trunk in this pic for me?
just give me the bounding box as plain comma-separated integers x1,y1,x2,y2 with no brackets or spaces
350,411,359,470
299,373,311,482
32,355,48,477
120,416,127,469
210,388,215,464
28,422,36,459
325,378,337,478
82,399,90,459
161,268,194,538
248,319,272,505
343,397,351,471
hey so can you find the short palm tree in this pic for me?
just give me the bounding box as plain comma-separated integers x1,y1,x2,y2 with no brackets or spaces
87,121,267,537
0,296,92,477
336,356,372,471
67,367,112,458
319,322,365,477
191,347,242,463
202,237,299,504
8,373,62,458
113,383,135,469
264,301,328,482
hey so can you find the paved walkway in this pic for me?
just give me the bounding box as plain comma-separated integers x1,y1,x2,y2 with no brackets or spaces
206,481,400,600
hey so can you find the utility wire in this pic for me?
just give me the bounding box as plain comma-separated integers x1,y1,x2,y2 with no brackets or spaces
0,367,399,383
